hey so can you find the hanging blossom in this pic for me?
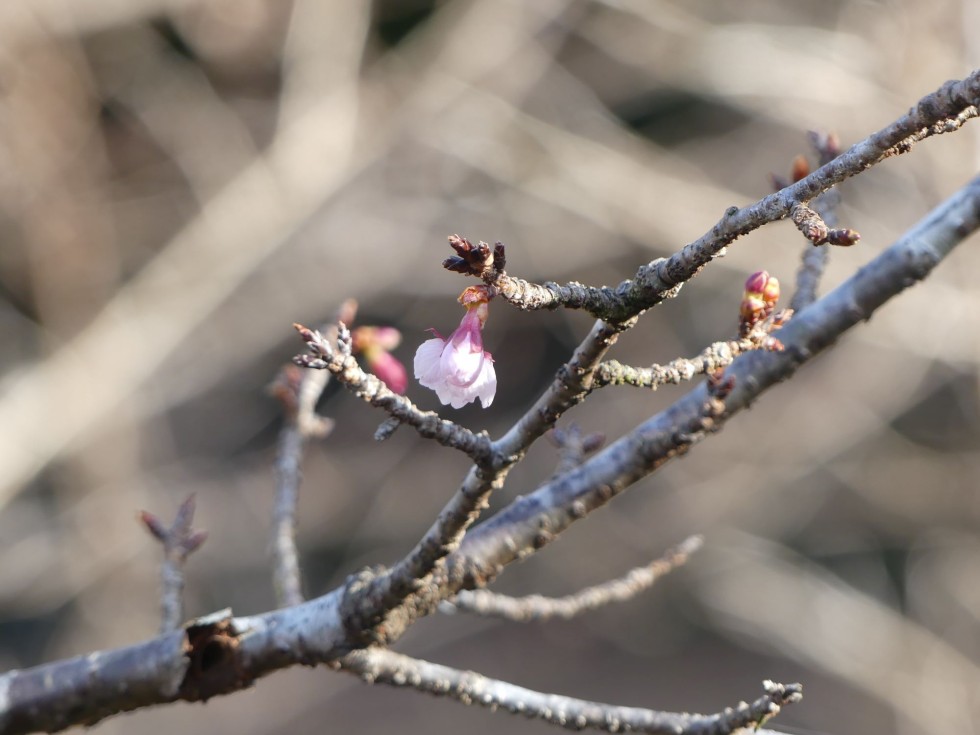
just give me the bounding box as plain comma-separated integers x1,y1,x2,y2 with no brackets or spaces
352,326,408,394
414,285,496,409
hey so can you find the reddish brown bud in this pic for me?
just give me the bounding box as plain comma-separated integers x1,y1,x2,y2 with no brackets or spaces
444,235,497,277
825,228,861,246
791,154,810,182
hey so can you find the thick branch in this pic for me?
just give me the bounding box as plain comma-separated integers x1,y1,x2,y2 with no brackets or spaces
339,648,800,735
3,176,977,735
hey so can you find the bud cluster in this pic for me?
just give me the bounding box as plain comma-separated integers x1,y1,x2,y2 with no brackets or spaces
739,270,781,337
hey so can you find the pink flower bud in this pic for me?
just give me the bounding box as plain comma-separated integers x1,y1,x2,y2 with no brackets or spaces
367,348,408,395
744,270,770,294
352,326,407,394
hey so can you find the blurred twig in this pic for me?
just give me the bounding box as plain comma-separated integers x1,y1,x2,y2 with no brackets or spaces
441,535,703,621
0,0,574,512
269,300,354,608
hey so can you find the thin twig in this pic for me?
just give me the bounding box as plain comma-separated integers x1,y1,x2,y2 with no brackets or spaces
270,301,353,607
294,323,494,464
791,132,847,311
441,535,703,621
549,424,606,477
593,333,780,390
446,70,980,322
338,648,800,735
138,495,208,634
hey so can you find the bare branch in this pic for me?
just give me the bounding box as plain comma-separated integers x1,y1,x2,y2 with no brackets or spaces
882,105,980,157
293,323,494,464
593,331,782,391
452,174,980,590
342,317,629,641
442,535,703,622
138,495,207,634
441,70,980,323
269,301,354,608
4,175,976,735
339,647,800,735
790,132,849,310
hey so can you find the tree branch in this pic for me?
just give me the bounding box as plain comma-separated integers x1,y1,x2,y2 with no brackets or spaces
593,332,781,391
138,495,207,633
269,301,354,607
789,132,844,312
293,322,494,464
339,647,800,735
450,174,980,590
441,535,703,621
456,70,980,322
4,80,979,735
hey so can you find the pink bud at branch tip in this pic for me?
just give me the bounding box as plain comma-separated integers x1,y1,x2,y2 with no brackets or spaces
744,270,769,294
353,326,408,394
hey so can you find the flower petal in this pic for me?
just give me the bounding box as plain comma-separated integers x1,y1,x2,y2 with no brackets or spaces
414,337,448,388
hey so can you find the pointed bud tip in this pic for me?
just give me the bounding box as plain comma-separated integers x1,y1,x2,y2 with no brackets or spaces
744,270,770,294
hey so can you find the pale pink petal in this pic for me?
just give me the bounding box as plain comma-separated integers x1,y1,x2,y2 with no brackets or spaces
414,338,448,388
471,357,496,408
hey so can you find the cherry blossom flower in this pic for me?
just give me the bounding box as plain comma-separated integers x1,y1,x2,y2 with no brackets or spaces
414,286,496,409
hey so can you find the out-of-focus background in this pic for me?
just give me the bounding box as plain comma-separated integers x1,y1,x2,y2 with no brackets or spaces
1,1,979,733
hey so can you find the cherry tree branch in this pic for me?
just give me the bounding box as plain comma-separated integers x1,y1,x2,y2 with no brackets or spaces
2,173,975,735
4,65,979,735
450,174,980,589
450,70,980,322
339,647,800,734
138,495,208,633
789,132,845,311
343,318,627,642
293,323,494,464
593,332,781,391
441,535,703,621
269,301,354,607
